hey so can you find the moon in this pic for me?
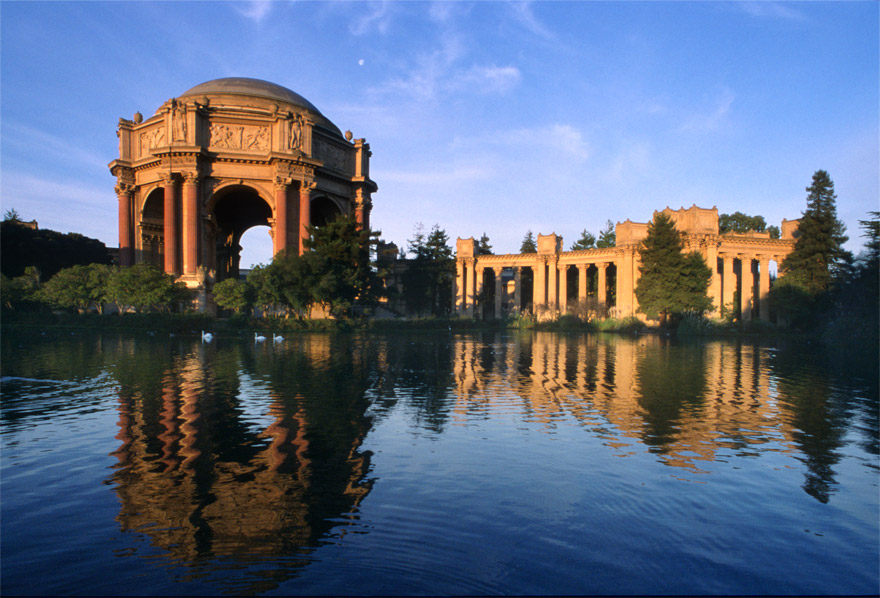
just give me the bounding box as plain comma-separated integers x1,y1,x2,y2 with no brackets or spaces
358,59,365,66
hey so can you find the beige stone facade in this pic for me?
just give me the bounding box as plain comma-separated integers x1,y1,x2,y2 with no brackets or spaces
455,205,798,322
109,78,376,307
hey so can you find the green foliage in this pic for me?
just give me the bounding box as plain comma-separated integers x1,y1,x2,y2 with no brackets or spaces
1,267,42,310
477,232,493,255
265,215,384,319
767,225,781,239
596,220,616,248
520,230,537,253
4,208,21,222
212,277,255,315
570,229,596,251
402,223,454,316
780,170,850,295
0,219,111,280
246,264,283,315
635,213,713,323
38,264,112,313
105,264,188,313
719,211,767,234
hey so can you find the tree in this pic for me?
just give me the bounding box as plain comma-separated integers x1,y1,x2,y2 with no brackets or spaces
779,170,850,295
213,277,255,315
268,215,384,319
634,213,712,325
4,208,21,222
570,229,596,251
39,264,111,313
1,219,111,280
105,264,187,313
596,220,616,248
402,223,454,316
719,211,781,239
520,231,537,253
477,232,493,255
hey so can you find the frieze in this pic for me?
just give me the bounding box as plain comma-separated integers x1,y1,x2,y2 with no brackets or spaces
209,123,270,152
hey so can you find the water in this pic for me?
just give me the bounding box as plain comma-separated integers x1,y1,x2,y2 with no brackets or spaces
1,329,877,595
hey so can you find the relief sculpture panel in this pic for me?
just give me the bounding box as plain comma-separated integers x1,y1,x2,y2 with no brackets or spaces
139,126,166,157
210,123,270,152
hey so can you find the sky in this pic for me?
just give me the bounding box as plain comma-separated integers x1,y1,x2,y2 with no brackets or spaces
1,1,877,268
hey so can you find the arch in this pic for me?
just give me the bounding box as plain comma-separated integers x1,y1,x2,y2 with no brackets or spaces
310,195,343,228
139,188,165,267
208,185,273,282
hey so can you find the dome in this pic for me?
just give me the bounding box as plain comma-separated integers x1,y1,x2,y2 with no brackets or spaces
180,77,342,136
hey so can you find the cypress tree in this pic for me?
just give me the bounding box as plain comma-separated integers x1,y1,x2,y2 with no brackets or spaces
780,170,849,294
635,213,712,325
520,231,537,253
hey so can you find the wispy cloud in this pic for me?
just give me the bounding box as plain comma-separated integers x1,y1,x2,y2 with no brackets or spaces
3,122,109,171
233,0,273,24
349,1,393,35
508,1,556,42
739,1,807,22
680,89,735,133
456,124,590,163
381,165,495,185
450,65,522,94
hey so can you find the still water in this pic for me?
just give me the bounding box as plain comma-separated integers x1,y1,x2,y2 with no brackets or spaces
1,329,877,595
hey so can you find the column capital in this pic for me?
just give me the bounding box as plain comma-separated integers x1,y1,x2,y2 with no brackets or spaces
274,176,293,190
182,170,200,185
300,179,317,192
114,182,135,197
161,172,178,186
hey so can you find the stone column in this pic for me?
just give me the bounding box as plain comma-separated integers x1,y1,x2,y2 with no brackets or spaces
163,174,179,276
722,255,735,318
617,250,634,316
455,259,465,315
475,266,485,319
274,178,289,256
115,183,134,267
513,267,522,313
465,259,476,318
298,181,314,255
741,255,754,322
534,258,547,309
577,264,588,303
182,172,200,275
494,268,504,319
557,264,568,313
759,257,771,322
597,263,607,312
354,189,371,231
706,241,721,318
547,259,558,311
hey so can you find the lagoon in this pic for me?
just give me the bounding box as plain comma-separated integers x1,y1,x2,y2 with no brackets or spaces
1,329,877,595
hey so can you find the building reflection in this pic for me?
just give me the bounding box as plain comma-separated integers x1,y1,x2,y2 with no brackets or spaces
108,336,374,592
451,332,844,500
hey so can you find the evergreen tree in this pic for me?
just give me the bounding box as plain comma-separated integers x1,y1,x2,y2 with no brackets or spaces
520,230,537,253
570,229,596,250
780,170,850,295
402,223,454,316
596,220,616,248
477,232,493,255
720,212,781,239
634,213,712,325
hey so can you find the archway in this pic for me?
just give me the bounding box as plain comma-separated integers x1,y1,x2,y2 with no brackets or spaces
211,186,272,282
310,196,343,228
140,188,165,267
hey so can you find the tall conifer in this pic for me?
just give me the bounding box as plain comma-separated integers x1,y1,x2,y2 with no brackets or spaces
635,213,712,324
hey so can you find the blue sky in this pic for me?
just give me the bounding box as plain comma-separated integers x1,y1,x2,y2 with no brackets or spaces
2,1,877,267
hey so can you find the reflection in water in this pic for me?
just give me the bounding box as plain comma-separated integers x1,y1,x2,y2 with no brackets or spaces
451,332,873,500
108,336,374,593
2,329,875,595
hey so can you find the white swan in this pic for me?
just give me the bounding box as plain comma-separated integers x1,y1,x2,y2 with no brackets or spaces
273,333,285,343
254,332,267,343
201,330,213,342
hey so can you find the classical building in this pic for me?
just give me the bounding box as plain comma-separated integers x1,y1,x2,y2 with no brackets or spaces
109,77,377,307
455,205,798,323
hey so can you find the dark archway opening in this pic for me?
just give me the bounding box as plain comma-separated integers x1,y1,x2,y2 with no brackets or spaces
212,186,272,282
141,189,165,267
311,196,342,228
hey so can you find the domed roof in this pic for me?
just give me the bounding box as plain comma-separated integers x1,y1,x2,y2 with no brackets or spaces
180,77,342,136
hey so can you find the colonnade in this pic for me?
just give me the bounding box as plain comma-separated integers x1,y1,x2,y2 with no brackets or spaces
454,207,796,323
